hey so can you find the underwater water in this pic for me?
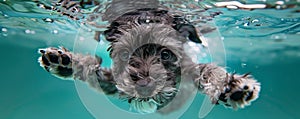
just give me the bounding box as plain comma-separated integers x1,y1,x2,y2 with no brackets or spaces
0,0,300,119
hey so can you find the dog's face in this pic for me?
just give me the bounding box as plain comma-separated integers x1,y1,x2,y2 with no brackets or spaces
127,43,180,98
110,24,186,109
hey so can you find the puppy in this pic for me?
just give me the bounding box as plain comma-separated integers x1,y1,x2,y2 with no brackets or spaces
38,0,261,114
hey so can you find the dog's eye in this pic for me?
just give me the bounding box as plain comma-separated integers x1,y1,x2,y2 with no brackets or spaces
161,49,171,60
160,49,176,61
119,50,129,61
130,74,139,81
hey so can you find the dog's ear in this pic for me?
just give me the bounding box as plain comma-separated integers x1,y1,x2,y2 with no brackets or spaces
173,24,202,44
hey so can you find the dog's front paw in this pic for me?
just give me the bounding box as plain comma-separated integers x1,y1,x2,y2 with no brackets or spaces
219,73,261,109
38,47,73,78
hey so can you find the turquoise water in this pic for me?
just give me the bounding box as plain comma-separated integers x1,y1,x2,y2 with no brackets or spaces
1,0,300,119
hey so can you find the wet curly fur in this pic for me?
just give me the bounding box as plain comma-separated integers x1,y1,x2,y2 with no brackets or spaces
110,24,186,112
196,64,260,109
37,2,261,114
38,24,261,113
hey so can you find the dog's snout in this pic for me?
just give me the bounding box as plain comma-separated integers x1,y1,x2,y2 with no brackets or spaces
136,78,150,87
130,72,149,81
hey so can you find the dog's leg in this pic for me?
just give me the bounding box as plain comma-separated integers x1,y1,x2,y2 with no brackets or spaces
194,63,261,109
38,47,118,95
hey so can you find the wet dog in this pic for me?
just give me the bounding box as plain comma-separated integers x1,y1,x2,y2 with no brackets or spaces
38,0,261,114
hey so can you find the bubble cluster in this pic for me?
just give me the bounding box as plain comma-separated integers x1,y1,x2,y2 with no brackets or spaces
25,29,35,34
270,33,287,42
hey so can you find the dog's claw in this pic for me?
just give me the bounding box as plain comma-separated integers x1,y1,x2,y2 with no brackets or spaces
39,49,46,54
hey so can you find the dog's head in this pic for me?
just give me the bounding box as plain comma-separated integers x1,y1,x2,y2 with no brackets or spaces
110,24,187,112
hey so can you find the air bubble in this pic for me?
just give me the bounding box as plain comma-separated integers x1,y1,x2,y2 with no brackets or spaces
276,1,284,5
79,36,85,41
270,34,287,42
220,37,224,40
2,28,7,32
52,30,58,34
25,29,30,34
1,28,8,37
37,3,45,9
251,19,259,23
31,18,37,22
25,29,35,34
180,4,186,8
43,18,54,23
241,63,247,68
243,22,249,27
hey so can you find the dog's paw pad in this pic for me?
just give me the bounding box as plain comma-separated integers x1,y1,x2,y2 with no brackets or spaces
220,73,261,109
39,47,72,66
61,54,71,65
38,47,73,78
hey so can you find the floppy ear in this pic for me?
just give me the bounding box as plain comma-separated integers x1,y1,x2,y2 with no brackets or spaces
173,24,202,44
